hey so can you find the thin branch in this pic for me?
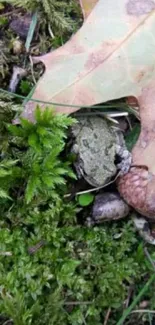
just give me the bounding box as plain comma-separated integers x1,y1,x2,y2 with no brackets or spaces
3,320,13,325
48,23,55,38
0,8,20,17
29,55,37,84
126,116,133,131
64,172,121,198
73,172,121,197
64,301,92,306
124,285,134,308
131,309,155,314
103,308,111,325
0,251,12,256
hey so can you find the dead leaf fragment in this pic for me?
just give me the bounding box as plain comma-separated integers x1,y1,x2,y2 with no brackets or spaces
78,0,99,19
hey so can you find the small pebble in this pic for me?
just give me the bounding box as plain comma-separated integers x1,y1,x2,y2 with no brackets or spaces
92,192,130,222
12,39,23,54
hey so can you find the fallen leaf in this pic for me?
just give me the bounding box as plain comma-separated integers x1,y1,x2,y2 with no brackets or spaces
22,0,155,219
24,0,155,120
78,0,99,19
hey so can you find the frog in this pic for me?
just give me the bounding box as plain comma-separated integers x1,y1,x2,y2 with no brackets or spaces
72,115,132,187
71,116,155,245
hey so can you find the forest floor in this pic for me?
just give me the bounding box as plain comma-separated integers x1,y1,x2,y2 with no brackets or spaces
0,1,155,325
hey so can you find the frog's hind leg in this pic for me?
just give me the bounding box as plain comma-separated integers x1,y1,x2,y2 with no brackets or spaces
133,215,155,245
115,130,132,175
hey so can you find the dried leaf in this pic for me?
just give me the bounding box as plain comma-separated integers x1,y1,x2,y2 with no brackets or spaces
23,0,155,121
78,0,99,19
20,0,155,228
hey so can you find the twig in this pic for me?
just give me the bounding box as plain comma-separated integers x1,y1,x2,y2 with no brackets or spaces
102,115,119,124
28,240,45,255
75,111,129,125
64,172,121,198
131,309,155,314
29,55,37,84
124,285,134,308
48,23,55,39
75,112,128,118
3,320,13,325
0,251,12,256
126,116,132,131
103,308,111,325
127,106,140,120
64,301,92,306
8,66,27,93
0,8,20,17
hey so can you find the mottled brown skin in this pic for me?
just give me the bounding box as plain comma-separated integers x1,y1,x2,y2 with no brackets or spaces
118,82,155,218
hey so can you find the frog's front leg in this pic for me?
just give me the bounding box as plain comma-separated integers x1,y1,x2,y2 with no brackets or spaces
115,131,132,175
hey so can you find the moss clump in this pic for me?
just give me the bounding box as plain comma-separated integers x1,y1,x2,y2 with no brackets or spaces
0,105,154,325
3,0,82,35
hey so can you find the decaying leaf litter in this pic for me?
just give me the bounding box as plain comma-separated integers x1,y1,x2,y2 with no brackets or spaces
2,0,153,324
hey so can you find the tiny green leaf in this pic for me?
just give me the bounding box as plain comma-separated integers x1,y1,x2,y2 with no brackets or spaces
20,80,32,95
28,133,39,150
0,189,11,200
78,193,94,206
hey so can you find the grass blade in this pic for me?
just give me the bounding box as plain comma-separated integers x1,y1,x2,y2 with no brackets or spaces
25,11,38,52
116,273,155,325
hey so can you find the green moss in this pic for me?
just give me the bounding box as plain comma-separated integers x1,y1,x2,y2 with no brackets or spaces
0,105,154,325
4,0,82,35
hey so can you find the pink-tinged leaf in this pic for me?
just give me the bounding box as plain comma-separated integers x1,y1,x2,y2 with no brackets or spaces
78,0,99,19
23,0,155,121
21,0,155,219
117,81,155,219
